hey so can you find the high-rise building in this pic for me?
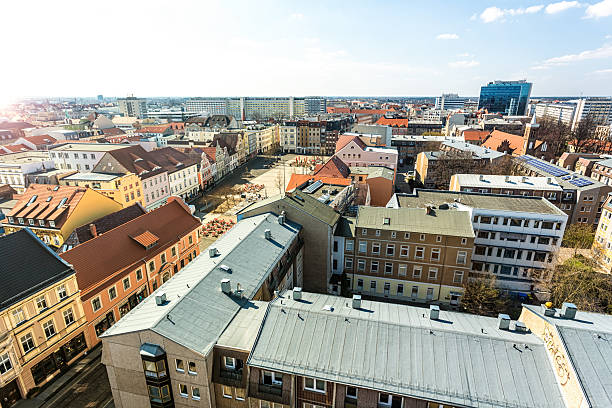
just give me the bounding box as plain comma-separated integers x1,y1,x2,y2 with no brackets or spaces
572,97,612,128
185,97,326,120
117,97,147,119
478,80,532,115
434,93,473,110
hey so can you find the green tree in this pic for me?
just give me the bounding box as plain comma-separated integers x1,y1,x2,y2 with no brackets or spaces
460,275,509,317
561,223,595,254
547,255,612,314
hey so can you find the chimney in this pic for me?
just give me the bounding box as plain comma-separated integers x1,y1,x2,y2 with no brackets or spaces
498,313,511,330
221,279,231,294
547,177,552,184
292,287,302,300
209,247,218,257
89,223,97,237
264,229,272,239
562,302,577,319
352,294,362,309
514,321,528,333
505,175,510,182
155,292,167,305
278,214,285,225
521,176,527,183
429,304,440,320
426,205,435,216
541,303,555,317
479,175,485,182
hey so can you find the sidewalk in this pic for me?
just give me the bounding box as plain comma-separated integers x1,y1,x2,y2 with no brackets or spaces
14,347,102,408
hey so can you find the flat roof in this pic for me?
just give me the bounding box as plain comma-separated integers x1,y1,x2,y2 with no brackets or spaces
350,166,394,180
50,143,131,152
443,140,506,160
249,291,565,408
216,301,268,350
102,213,301,356
453,174,563,191
391,189,566,216
62,172,120,181
0,151,51,164
517,155,605,191
356,206,474,237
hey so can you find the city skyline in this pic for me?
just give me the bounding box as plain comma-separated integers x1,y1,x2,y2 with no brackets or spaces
1,0,612,104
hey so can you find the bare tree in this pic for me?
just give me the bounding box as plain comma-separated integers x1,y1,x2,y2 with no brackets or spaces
461,275,510,317
562,223,595,255
535,118,571,158
572,115,598,153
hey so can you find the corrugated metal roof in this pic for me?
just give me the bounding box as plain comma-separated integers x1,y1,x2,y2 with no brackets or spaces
102,213,301,356
249,292,565,408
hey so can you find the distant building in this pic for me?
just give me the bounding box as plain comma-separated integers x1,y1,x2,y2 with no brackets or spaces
478,80,532,116
334,134,398,170
0,152,55,193
185,97,326,120
118,97,147,119
434,92,474,110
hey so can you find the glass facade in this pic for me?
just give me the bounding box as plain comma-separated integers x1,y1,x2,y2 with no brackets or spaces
478,80,532,115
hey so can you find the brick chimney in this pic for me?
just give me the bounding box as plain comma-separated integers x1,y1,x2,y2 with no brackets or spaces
89,223,97,237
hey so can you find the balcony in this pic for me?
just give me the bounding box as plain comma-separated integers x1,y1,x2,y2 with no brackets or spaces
345,400,358,408
258,383,283,396
220,369,243,381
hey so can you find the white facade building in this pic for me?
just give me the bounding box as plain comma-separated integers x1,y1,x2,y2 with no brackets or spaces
49,144,132,172
0,152,55,193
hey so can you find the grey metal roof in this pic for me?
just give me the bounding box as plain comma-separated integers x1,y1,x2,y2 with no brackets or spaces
101,213,301,356
349,166,394,180
62,172,120,181
452,174,563,192
523,305,612,407
249,292,566,408
217,300,268,351
442,139,506,160
391,189,566,216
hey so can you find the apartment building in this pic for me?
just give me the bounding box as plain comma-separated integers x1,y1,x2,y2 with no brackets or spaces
349,166,394,207
245,125,278,154
60,199,201,348
100,213,303,408
49,143,135,172
390,135,447,165
3,184,122,248
148,148,199,200
248,291,567,408
334,135,398,170
0,152,55,193
0,230,87,404
279,124,297,152
514,155,612,225
59,172,144,207
118,97,147,119
388,190,568,292
335,206,473,305
186,97,325,120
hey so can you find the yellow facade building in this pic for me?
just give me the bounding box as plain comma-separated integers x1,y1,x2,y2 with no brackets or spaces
3,184,122,248
592,194,612,273
58,172,144,208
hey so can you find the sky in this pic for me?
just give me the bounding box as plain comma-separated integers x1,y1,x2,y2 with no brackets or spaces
1,0,612,101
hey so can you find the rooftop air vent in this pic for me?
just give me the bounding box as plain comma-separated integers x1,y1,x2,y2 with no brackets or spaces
541,303,555,317
429,305,440,320
221,279,231,294
278,214,285,225
352,294,362,309
264,229,271,239
219,264,231,272
155,292,167,305
505,175,510,182
292,287,302,300
209,247,218,257
498,314,511,330
562,302,577,319
514,321,528,333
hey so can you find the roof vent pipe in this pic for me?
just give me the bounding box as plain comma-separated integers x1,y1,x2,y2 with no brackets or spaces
292,287,302,300
429,305,440,320
352,294,361,309
221,279,231,294
265,229,271,239
562,302,577,319
278,214,285,225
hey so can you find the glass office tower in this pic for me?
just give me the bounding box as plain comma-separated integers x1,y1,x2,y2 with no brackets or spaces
478,80,533,116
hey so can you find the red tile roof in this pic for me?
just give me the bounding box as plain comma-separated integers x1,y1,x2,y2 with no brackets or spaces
8,185,89,227
313,156,350,178
101,127,125,136
23,134,57,146
335,135,367,152
286,174,351,191
462,130,490,142
202,147,217,161
482,130,524,154
135,124,172,134
375,117,410,127
3,144,32,153
131,230,160,248
60,200,201,296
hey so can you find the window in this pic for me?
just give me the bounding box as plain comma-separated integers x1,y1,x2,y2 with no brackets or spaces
21,333,35,353
372,242,380,254
179,383,188,397
379,393,392,406
0,353,12,375
428,268,438,280
404,232,410,239
370,261,379,273
148,261,155,272
188,361,197,374
108,286,117,301
136,269,143,281
391,231,396,238
431,248,440,261
304,377,326,393
453,271,464,284
57,285,67,300
357,279,364,290
413,266,422,278
345,258,353,269
143,360,166,379
12,308,26,325
263,371,283,385
384,263,393,275
362,229,367,236
420,234,425,241
192,386,201,400
461,238,467,245
63,308,75,326
261,402,271,408
161,253,166,264
370,281,377,290
235,388,245,401
357,259,365,271
176,359,184,372
415,247,425,259
345,240,354,251
397,284,404,295
171,246,177,257
43,320,56,339
92,297,102,312
375,230,381,236
36,295,48,311
358,241,367,253
436,235,442,242
148,385,171,404
398,264,407,276
457,251,467,265
123,277,130,290
224,356,236,369
386,244,395,256
400,245,409,257
222,385,233,398
188,235,193,245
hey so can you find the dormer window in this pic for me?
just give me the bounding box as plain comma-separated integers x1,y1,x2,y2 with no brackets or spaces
49,221,55,228
18,218,24,225
7,217,14,223
28,219,34,226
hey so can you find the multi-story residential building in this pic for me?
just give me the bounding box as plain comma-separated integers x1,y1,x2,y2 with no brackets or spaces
59,172,145,207
0,229,87,404
279,123,297,153
185,98,230,116
3,184,122,248
0,152,55,193
99,212,303,408
478,80,533,116
514,155,612,225
60,199,201,348
336,206,474,305
572,97,612,128
590,158,612,187
349,166,395,207
375,117,444,135
534,102,577,128
558,152,605,172
49,143,136,172
334,134,398,170
245,124,278,154
118,97,147,119
148,148,199,200
237,191,339,293
388,189,568,292
186,97,326,120
434,92,475,110
390,134,448,165
352,123,392,146
134,125,178,147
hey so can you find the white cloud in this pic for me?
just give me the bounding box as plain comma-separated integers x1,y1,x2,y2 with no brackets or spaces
531,65,549,70
436,33,459,40
545,1,581,13
457,52,473,57
544,43,612,64
479,5,543,22
585,0,612,18
289,12,304,20
606,34,612,39
594,68,612,73
449,60,480,68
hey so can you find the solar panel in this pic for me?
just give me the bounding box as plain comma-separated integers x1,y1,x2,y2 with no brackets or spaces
568,178,594,187
528,158,568,177
303,180,323,194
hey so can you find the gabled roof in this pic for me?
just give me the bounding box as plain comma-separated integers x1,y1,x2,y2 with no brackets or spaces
147,147,198,173
23,134,57,146
101,127,125,136
313,156,350,178
482,130,524,154
2,144,32,153
0,229,74,311
375,117,410,127
134,124,173,134
60,200,201,295
462,129,490,142
201,147,217,162
70,204,146,245
335,135,367,152
93,145,166,179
